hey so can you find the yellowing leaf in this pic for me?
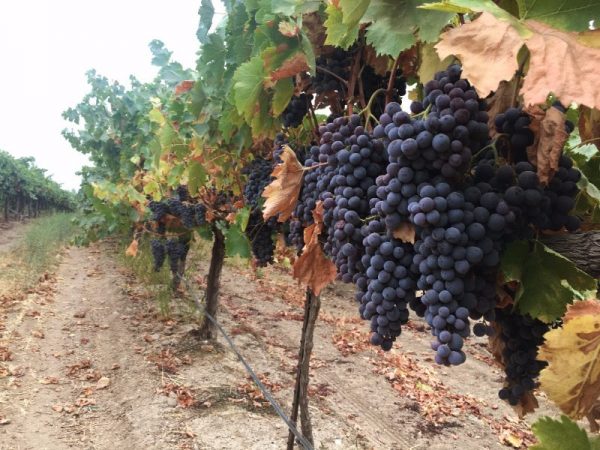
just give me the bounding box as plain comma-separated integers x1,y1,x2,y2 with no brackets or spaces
525,105,569,185
262,146,304,222
522,21,600,109
539,300,600,419
126,239,138,257
435,12,523,97
418,42,454,85
292,202,337,296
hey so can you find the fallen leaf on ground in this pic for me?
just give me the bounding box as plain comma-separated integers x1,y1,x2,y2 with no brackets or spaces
96,376,110,390
125,239,138,257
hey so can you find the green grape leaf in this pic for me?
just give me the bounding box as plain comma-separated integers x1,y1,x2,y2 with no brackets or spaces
521,0,600,32
419,0,527,33
365,0,454,56
340,0,371,26
235,206,251,232
531,415,600,450
223,223,251,258
272,78,294,115
502,241,598,322
232,55,267,121
324,2,359,49
188,160,208,196
366,20,415,56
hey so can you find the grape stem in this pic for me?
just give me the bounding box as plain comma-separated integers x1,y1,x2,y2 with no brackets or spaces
573,137,600,148
385,52,402,105
315,66,348,87
359,88,386,125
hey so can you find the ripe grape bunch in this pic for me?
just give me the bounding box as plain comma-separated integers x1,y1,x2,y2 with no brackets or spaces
286,62,583,407
146,186,206,273
282,94,311,128
242,156,278,266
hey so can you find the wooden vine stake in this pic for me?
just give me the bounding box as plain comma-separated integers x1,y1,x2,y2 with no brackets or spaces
197,225,226,340
287,288,321,449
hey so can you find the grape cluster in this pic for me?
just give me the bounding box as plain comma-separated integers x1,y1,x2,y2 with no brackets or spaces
242,157,273,206
282,94,311,128
320,117,388,282
148,201,169,221
494,107,534,162
361,65,407,117
495,307,549,406
151,239,167,271
165,236,190,275
242,156,277,266
356,232,417,350
281,63,582,404
313,49,352,94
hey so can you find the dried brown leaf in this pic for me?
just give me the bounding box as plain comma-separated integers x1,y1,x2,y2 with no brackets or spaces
392,222,415,244
270,53,310,82
174,80,194,95
525,106,568,184
522,21,600,109
125,239,138,257
262,145,304,222
435,12,522,97
578,105,600,151
486,78,519,138
293,202,337,296
96,376,110,390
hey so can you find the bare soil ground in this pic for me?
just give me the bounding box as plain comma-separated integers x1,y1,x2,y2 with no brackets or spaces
0,237,560,450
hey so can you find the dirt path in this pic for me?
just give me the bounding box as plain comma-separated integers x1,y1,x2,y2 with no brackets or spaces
0,245,187,449
0,241,556,449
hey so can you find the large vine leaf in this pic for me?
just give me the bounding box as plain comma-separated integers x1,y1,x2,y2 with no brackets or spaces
324,2,360,49
435,12,523,96
435,12,600,109
522,21,600,108
365,0,454,56
271,78,294,116
232,55,267,122
538,301,600,420
501,241,597,322
521,0,600,32
262,145,304,222
531,415,600,450
293,201,337,296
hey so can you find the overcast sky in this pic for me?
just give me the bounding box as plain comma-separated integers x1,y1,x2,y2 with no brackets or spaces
0,1,224,191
